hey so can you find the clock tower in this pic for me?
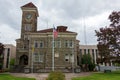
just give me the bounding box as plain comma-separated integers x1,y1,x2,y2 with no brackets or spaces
21,2,39,38
15,2,39,66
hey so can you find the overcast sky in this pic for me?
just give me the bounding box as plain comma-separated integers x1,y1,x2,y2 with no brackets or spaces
0,0,120,46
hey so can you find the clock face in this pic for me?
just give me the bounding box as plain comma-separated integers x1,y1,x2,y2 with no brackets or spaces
26,13,32,19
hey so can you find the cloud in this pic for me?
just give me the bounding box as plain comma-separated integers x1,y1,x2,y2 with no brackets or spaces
0,0,120,45
40,0,120,20
71,11,111,44
0,24,19,45
73,11,111,28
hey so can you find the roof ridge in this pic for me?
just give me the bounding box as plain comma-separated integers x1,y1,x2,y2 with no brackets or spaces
21,2,37,8
36,28,75,33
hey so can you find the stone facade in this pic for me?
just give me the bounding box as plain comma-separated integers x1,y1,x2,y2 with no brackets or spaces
3,44,16,69
16,2,78,72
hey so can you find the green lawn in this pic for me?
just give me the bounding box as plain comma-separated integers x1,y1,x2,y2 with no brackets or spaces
0,74,35,80
72,71,120,80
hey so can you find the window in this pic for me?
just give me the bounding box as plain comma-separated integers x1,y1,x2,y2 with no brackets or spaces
88,49,90,54
34,41,38,48
57,40,61,48
24,35,28,40
34,53,44,62
65,53,74,63
40,41,44,48
39,54,44,62
34,40,44,48
65,40,68,47
24,24,32,31
69,40,74,48
54,40,61,48
65,54,69,61
70,54,74,63
65,40,74,48
84,49,86,54
34,53,39,62
92,49,94,54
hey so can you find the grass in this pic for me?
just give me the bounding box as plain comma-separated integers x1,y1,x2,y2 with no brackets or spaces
0,74,35,80
72,71,120,80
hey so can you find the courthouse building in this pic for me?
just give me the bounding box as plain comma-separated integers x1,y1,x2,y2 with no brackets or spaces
16,2,79,72
79,45,99,64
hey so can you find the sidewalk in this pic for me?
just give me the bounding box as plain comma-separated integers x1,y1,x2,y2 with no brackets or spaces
10,72,92,80
65,72,91,80
11,73,48,80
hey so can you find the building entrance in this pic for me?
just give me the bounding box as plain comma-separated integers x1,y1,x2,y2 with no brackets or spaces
19,55,28,65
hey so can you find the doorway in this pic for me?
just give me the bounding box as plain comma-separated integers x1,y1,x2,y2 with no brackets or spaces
19,55,28,65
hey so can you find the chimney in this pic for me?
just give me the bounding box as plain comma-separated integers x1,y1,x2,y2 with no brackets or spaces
57,26,67,32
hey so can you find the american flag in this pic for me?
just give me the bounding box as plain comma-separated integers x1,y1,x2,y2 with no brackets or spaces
53,27,58,38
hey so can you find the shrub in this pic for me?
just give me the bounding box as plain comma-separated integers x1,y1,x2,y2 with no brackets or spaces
88,63,95,71
10,58,15,66
46,71,65,80
0,63,3,70
4,68,10,72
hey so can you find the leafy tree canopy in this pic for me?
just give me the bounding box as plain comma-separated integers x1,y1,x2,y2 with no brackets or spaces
95,11,120,63
0,42,4,70
0,43,4,55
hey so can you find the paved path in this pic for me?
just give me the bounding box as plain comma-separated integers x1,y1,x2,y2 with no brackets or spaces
65,72,91,80
10,72,92,80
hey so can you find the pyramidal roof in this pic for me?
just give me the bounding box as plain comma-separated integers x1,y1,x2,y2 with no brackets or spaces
21,2,37,8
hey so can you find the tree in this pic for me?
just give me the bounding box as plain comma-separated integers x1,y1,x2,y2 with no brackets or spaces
95,11,120,65
10,58,15,66
81,54,95,71
108,11,120,62
0,43,4,70
95,27,112,63
82,54,92,65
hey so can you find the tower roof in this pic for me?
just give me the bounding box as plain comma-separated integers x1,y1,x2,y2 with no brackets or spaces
21,2,39,16
21,2,37,8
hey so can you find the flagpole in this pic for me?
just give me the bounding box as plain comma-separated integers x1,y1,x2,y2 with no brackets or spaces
31,52,33,73
52,25,55,71
31,45,34,73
